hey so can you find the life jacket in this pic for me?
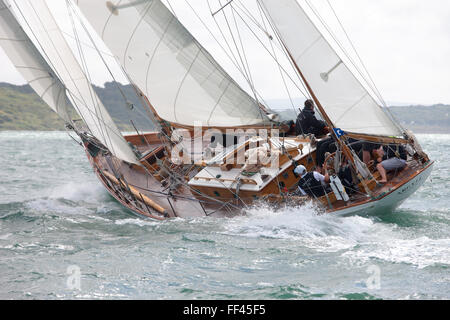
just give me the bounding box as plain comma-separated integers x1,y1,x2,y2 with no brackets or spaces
298,172,326,198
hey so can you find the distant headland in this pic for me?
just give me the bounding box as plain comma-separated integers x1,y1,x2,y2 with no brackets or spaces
0,82,449,133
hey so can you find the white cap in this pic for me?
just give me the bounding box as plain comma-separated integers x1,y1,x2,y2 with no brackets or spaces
294,165,307,177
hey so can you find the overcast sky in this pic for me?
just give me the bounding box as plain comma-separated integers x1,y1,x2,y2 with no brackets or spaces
1,0,449,105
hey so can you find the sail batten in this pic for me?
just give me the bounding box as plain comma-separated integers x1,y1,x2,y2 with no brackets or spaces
259,0,403,137
4,0,140,165
75,0,270,128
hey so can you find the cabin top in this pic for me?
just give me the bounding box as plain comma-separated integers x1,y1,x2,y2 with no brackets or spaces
188,137,312,192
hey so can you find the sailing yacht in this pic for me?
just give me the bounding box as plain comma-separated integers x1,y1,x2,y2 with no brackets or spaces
0,0,433,219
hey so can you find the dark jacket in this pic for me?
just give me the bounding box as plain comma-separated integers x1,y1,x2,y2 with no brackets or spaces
298,172,326,198
296,108,327,136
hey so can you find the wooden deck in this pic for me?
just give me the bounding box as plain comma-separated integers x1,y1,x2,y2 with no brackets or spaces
83,132,432,220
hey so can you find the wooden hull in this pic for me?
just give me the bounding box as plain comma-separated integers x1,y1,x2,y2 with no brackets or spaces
83,133,434,220
332,161,434,216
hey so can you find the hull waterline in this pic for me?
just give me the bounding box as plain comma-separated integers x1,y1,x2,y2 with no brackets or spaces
85,137,434,219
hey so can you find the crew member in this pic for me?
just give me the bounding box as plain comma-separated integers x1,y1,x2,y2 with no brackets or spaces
295,99,328,137
294,164,330,198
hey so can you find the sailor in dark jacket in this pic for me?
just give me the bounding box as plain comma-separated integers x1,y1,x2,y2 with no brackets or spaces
294,165,330,198
295,99,328,136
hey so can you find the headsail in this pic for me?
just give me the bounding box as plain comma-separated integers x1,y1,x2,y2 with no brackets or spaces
75,0,271,128
259,0,403,137
7,0,140,164
0,0,71,123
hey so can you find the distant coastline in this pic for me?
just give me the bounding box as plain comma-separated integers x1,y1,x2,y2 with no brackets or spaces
1,82,449,133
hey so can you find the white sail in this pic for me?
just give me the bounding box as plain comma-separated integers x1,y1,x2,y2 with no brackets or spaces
0,0,71,123
10,0,139,164
74,0,270,128
259,0,403,137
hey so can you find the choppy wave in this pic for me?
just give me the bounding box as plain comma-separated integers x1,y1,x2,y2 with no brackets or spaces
221,203,450,269
0,132,449,300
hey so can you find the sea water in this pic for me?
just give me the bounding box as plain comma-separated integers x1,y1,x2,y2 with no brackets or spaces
0,131,449,300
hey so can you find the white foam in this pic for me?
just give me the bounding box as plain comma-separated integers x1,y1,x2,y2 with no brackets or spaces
114,218,159,227
49,181,105,203
222,202,376,253
221,202,450,269
343,236,450,269
26,198,91,216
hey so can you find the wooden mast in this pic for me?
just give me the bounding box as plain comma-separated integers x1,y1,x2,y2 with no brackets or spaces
284,50,375,196
285,51,357,166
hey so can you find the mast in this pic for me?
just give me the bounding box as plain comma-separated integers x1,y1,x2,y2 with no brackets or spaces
258,0,403,139
286,47,358,169
260,0,378,194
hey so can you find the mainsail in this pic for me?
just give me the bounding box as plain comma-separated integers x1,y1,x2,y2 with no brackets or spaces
75,0,271,128
259,0,403,137
5,0,139,164
0,0,71,123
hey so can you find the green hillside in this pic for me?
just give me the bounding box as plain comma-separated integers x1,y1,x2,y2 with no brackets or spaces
0,82,155,132
0,83,65,130
277,104,450,134
0,82,448,133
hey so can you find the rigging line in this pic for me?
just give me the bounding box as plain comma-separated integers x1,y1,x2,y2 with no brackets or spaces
206,0,256,95
187,0,268,107
159,158,245,210
255,1,297,115
215,1,255,96
304,0,392,113
325,0,386,106
123,67,163,133
66,1,114,154
128,181,242,208
27,0,101,130
209,1,269,128
29,0,109,144
267,24,311,103
59,30,115,58
232,2,310,100
228,3,269,124
9,0,93,134
68,0,156,154
235,0,269,36
259,1,329,128
64,89,137,140
230,4,256,94
148,126,249,209
304,0,376,94
258,8,326,159
76,9,161,137
233,0,309,100
164,0,178,18
70,0,154,134
186,1,268,121
201,166,249,209
121,117,237,208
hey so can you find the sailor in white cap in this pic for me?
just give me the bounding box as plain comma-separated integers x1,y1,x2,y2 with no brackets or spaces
294,164,330,198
